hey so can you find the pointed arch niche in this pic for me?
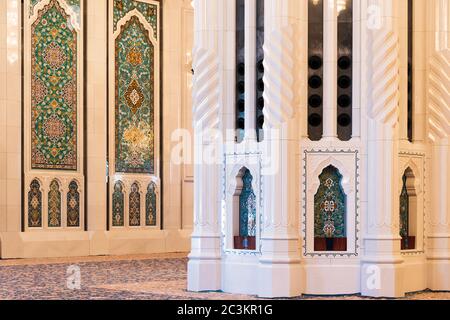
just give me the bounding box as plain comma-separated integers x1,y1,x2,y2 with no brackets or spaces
398,154,425,252
108,0,161,230
303,150,359,256
24,0,85,232
224,154,262,254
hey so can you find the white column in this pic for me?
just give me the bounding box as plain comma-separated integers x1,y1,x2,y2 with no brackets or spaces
323,0,338,139
361,0,405,298
427,0,450,291
187,0,222,292
258,0,303,298
245,0,257,141
87,0,108,252
0,0,22,258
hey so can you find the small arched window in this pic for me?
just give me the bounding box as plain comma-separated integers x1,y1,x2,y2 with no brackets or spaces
67,181,80,228
146,182,157,226
28,179,43,228
48,180,62,228
112,181,125,227
129,182,141,227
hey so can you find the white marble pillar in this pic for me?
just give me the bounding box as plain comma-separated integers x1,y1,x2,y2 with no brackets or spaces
361,0,405,298
427,0,450,291
187,0,223,292
258,0,303,298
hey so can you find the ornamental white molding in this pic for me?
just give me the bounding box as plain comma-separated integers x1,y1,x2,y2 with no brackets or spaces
262,25,296,128
369,30,400,126
192,47,220,133
429,50,450,141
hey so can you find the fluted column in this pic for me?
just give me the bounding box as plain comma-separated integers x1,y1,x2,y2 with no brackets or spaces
427,0,450,291
187,0,222,292
361,0,404,298
258,0,303,298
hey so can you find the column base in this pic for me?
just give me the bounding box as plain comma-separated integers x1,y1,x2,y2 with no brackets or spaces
360,260,405,298
187,233,222,292
428,259,450,291
187,256,221,292
257,260,303,298
427,235,450,291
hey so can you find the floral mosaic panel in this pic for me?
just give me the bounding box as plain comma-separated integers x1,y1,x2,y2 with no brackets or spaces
314,166,347,238
112,182,125,227
31,0,78,170
30,0,80,17
67,180,80,227
115,15,155,174
239,169,257,237
28,180,43,228
145,182,157,226
113,0,158,39
129,183,141,226
48,180,62,227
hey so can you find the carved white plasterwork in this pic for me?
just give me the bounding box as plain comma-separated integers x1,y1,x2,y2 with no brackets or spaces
262,25,297,128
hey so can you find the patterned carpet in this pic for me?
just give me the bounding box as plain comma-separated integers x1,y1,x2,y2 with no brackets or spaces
0,253,448,300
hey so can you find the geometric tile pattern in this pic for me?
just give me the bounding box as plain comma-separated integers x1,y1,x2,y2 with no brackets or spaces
28,179,43,228
31,0,78,170
145,182,157,226
314,165,347,238
239,169,257,237
67,180,80,227
129,182,141,227
115,15,155,174
113,0,158,39
48,179,62,227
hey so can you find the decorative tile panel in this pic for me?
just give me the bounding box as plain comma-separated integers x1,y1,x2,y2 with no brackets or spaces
145,182,157,226
314,165,347,238
28,180,43,228
115,15,155,174
48,179,62,227
129,182,141,226
239,169,257,237
67,181,80,227
31,0,78,170
112,182,125,227
109,0,160,230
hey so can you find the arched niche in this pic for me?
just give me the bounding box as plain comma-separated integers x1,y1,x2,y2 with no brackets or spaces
48,179,62,228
